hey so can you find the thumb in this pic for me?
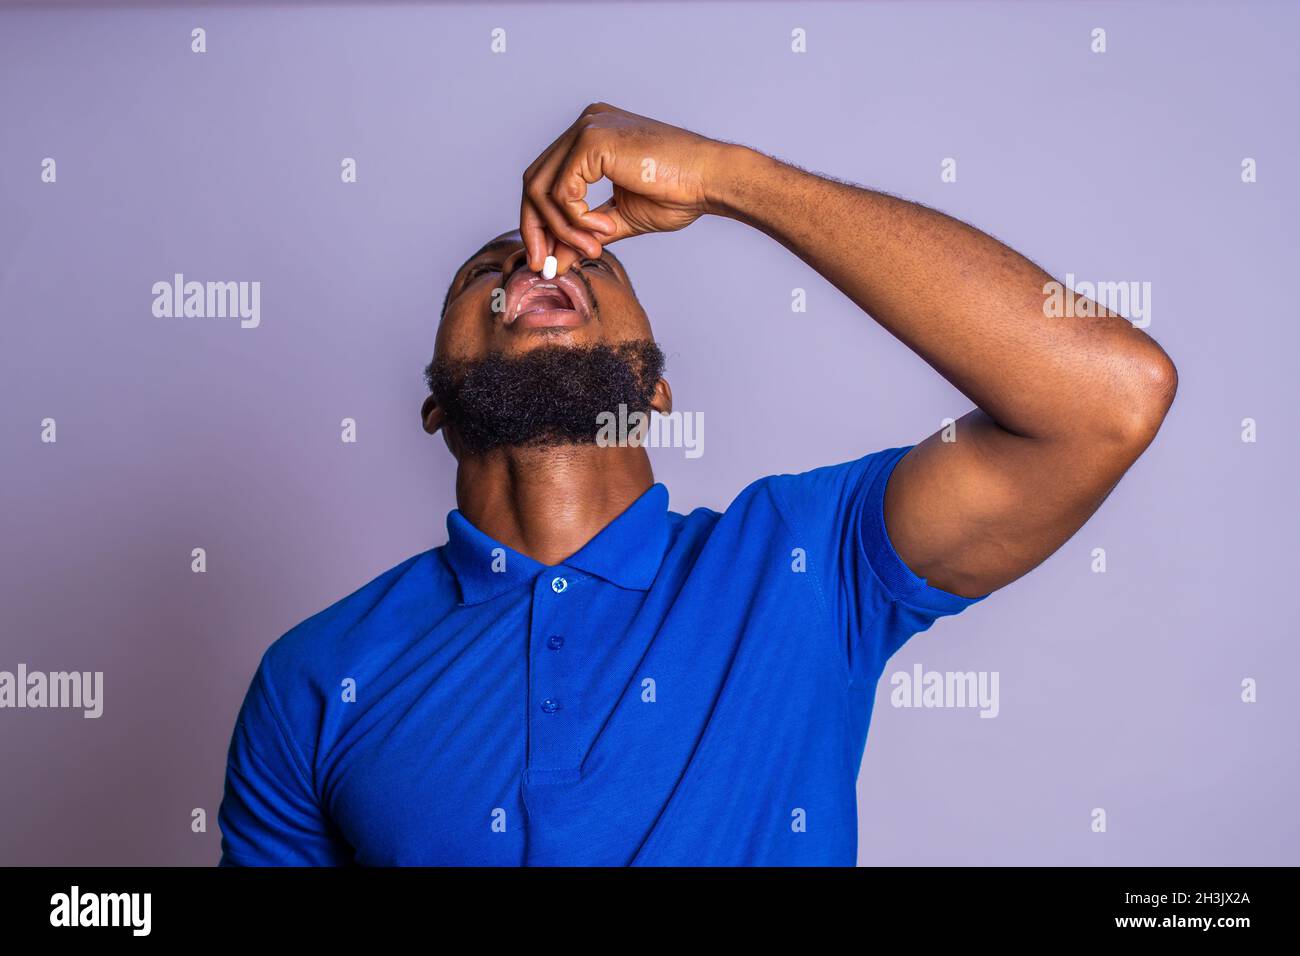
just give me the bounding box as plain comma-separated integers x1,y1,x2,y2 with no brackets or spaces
553,198,643,274
585,198,643,246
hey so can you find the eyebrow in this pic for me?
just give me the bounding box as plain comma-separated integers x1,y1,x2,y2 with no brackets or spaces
441,242,624,319
455,240,625,283
455,238,520,277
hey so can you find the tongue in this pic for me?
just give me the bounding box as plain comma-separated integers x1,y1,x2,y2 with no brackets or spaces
520,290,571,314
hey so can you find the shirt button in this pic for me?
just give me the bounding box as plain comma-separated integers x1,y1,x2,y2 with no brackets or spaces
547,635,565,651
551,576,568,594
540,698,561,714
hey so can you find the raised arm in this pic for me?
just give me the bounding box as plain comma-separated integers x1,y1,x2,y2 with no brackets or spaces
708,148,1177,597
521,104,1177,598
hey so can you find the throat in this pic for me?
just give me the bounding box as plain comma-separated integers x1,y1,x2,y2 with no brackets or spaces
455,444,655,566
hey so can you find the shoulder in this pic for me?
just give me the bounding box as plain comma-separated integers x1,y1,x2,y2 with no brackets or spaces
257,550,447,697
760,446,910,518
698,446,913,535
660,447,910,558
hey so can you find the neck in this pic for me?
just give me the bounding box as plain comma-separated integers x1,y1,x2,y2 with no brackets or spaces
455,444,655,566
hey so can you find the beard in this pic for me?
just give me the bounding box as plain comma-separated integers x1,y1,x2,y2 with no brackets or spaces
424,340,665,455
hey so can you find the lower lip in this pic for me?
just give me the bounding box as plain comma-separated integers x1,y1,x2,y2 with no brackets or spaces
512,308,586,329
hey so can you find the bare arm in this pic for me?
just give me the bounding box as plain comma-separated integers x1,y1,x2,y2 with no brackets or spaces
520,104,1178,598
707,148,1177,596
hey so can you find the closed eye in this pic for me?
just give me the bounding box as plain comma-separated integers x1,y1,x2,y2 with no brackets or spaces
579,257,614,274
462,262,501,283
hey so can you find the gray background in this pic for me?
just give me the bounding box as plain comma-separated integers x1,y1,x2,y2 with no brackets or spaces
1,0,1295,865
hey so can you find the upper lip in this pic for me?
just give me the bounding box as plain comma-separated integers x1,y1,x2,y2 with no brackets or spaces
501,268,592,325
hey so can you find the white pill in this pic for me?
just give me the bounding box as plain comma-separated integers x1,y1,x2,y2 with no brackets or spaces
541,255,558,280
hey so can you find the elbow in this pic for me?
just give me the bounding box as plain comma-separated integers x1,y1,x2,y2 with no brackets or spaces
1097,343,1178,451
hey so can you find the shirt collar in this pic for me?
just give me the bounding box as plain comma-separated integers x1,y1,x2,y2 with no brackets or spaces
443,483,672,605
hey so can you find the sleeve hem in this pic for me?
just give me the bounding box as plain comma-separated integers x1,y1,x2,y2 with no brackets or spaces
861,445,989,615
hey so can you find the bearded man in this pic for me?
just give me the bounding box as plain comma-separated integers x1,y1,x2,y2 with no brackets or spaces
218,104,1176,866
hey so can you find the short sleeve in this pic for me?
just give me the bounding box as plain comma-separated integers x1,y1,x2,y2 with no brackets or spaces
217,657,352,866
765,445,986,683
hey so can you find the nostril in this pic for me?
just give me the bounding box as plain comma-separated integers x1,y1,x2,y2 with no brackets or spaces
500,252,531,284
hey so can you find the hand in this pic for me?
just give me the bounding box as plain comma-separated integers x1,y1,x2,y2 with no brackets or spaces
519,103,727,274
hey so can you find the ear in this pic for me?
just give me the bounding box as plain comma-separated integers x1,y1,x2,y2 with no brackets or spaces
650,377,673,415
421,394,445,435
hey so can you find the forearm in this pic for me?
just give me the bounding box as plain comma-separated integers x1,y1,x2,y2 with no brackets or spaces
519,103,1178,596
706,144,1175,444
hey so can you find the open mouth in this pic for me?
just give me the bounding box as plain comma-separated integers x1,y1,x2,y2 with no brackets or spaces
502,271,592,329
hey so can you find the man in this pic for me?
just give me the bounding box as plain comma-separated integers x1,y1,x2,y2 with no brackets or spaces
218,104,1176,866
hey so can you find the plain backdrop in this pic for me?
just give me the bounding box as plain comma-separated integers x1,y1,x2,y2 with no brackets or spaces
1,0,1296,865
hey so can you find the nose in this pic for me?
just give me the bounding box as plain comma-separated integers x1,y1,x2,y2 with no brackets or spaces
499,248,532,284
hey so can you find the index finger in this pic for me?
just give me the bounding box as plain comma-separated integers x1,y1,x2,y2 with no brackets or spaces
520,194,551,273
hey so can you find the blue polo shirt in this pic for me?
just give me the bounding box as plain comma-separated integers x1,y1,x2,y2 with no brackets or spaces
218,445,983,866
